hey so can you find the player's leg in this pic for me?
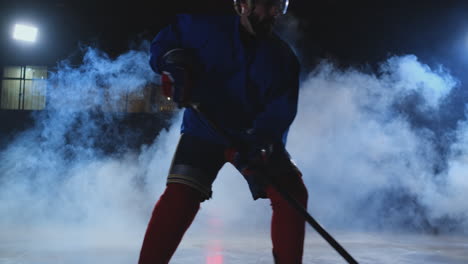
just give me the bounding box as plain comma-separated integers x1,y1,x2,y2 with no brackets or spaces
265,166,308,264
138,183,204,264
138,134,226,264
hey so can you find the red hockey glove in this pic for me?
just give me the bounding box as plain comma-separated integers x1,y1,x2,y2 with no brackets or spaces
161,71,174,99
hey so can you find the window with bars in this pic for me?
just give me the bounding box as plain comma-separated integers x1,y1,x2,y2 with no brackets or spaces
0,66,177,113
1,66,47,110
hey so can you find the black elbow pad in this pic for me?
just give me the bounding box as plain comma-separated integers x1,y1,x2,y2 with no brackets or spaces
158,48,198,74
158,49,200,108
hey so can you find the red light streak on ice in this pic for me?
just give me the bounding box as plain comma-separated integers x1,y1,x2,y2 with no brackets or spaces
206,240,224,264
206,215,224,264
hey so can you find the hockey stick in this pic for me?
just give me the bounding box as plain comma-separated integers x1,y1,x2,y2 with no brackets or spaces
188,105,359,264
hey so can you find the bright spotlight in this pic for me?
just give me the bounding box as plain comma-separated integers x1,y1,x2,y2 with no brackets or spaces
13,24,38,42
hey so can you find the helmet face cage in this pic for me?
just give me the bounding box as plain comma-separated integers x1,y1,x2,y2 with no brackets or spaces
233,0,289,16
281,0,289,15
233,0,253,15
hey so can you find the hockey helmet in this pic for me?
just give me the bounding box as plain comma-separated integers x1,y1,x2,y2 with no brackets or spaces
233,0,290,16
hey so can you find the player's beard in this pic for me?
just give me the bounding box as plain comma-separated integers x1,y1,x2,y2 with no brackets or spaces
248,13,276,38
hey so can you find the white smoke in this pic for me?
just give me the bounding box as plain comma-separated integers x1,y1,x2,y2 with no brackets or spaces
433,117,468,222
0,45,467,257
288,55,465,232
382,55,457,108
0,43,176,249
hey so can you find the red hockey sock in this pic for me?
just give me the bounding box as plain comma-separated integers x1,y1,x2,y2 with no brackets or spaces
138,183,203,264
266,177,308,264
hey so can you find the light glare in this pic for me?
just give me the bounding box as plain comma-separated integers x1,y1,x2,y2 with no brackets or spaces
13,24,38,42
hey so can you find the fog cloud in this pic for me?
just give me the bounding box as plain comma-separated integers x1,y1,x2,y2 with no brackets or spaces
0,44,467,255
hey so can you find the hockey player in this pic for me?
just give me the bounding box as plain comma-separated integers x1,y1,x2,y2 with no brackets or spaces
139,0,308,263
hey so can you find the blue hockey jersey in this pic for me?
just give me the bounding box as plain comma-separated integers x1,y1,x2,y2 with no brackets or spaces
150,14,300,146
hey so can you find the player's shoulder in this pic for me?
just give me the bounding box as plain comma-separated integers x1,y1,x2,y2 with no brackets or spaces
174,14,237,48
176,14,237,29
270,33,300,68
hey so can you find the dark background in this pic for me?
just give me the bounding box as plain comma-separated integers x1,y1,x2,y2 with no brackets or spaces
2,0,468,67
1,0,468,152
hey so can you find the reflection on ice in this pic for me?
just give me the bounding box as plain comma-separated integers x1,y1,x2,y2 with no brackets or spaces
205,240,224,264
205,215,224,264
1,229,467,264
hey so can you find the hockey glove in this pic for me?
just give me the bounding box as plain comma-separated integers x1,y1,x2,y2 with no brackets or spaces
159,48,198,108
227,140,274,173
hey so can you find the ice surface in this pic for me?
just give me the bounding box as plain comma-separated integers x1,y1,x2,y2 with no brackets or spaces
1,229,467,264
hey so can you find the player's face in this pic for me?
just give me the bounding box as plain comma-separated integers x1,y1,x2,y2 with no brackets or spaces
253,0,282,19
248,0,282,36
